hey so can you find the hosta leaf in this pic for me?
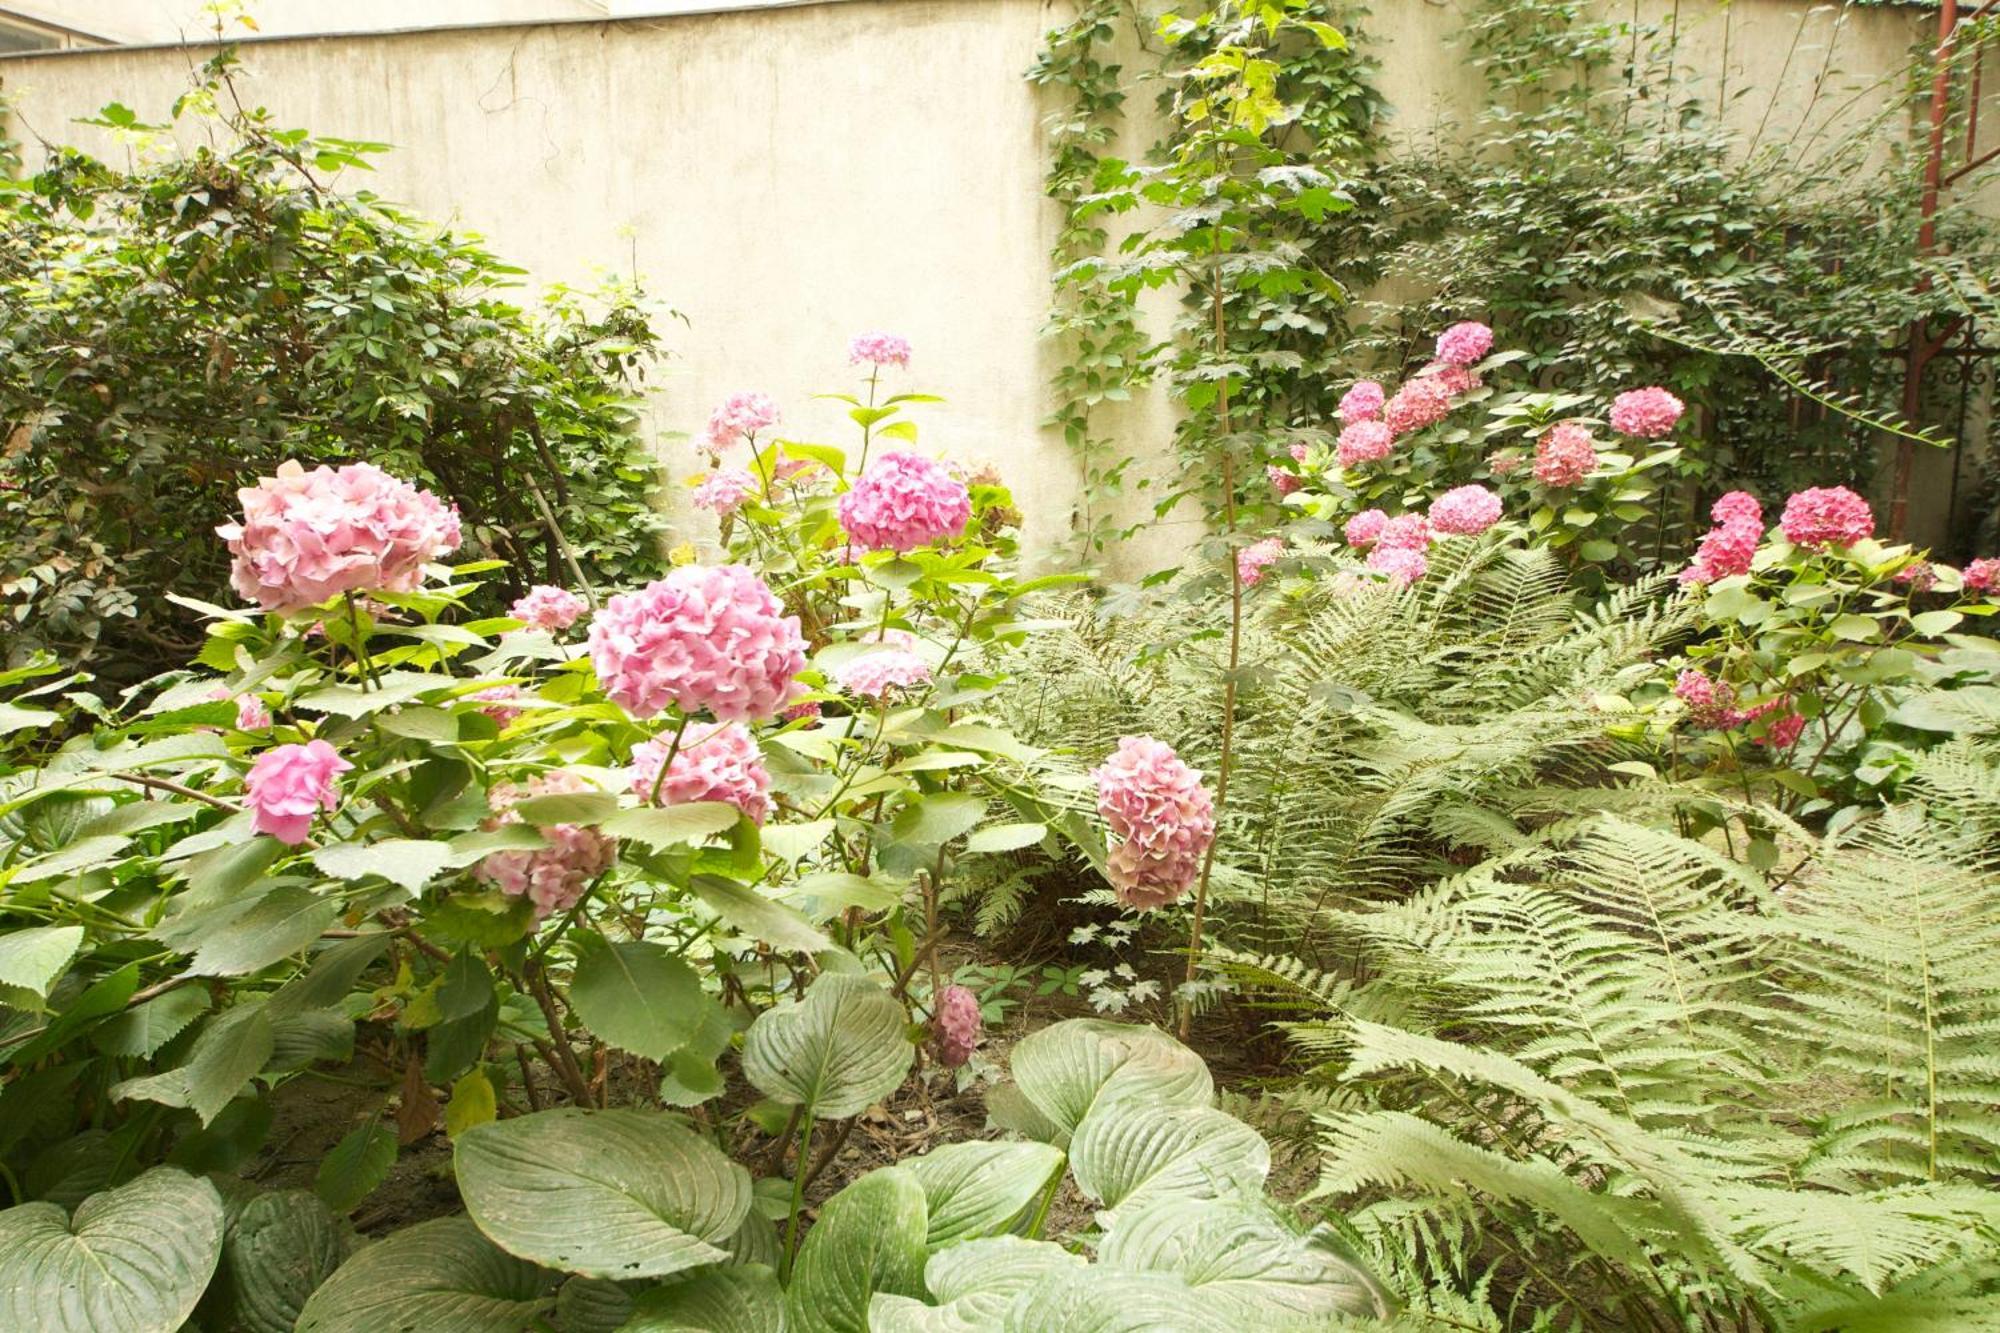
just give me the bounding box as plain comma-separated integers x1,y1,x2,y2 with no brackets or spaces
313,838,456,892
551,1276,632,1333
294,1215,559,1332
996,1019,1213,1147
217,1188,346,1333
454,1108,752,1280
1068,1099,1270,1221
742,973,913,1120
567,932,702,1061
904,1140,1066,1247
623,1263,784,1333
785,1166,929,1333
1001,1268,1230,1331
0,1167,224,1333
1096,1197,1390,1320
869,1236,1085,1331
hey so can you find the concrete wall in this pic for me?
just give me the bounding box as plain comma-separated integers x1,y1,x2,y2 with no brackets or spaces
0,0,1969,567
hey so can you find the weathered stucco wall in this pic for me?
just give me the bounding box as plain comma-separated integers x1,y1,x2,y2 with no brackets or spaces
1,0,1961,567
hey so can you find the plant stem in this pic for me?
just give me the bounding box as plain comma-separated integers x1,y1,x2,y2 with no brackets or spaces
782,1111,816,1279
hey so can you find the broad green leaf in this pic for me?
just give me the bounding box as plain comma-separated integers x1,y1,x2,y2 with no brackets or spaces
511,790,618,827
623,1264,784,1333
879,793,986,876
293,672,456,717
1068,1099,1270,1221
315,1119,396,1214
295,1215,559,1332
216,1189,346,1333
994,1019,1213,1147
188,885,339,977
869,1236,1085,1331
1096,1197,1389,1320
265,1010,355,1073
446,1069,498,1139
742,973,913,1120
94,985,210,1058
454,1108,752,1280
964,822,1047,854
0,925,84,1003
112,1002,274,1126
0,701,58,736
687,875,830,953
786,1166,929,1333
313,838,456,892
1001,1268,1228,1331
10,835,128,885
568,933,702,1061
779,871,906,920
0,1167,223,1333
441,824,549,867
600,801,740,850
424,949,499,1082
905,1140,1066,1247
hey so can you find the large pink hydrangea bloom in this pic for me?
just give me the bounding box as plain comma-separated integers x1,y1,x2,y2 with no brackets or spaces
1376,513,1434,551
1964,557,2000,594
1710,491,1763,528
1382,377,1453,436
1336,420,1393,468
1344,508,1389,549
511,585,588,633
693,468,760,516
701,391,782,451
1779,486,1874,550
1434,321,1494,367
1366,545,1428,586
589,564,806,722
1417,362,1482,397
630,722,772,824
218,461,462,613
475,772,618,918
849,333,913,368
1428,484,1503,536
244,739,351,844
1609,386,1684,439
1338,380,1385,424
1092,735,1216,910
1267,464,1303,496
837,451,972,553
1532,423,1598,488
834,649,934,699
1237,537,1284,587
1679,491,1764,587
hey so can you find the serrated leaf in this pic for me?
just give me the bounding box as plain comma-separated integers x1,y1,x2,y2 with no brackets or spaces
511,790,618,827
568,933,701,1062
295,1215,559,1332
112,1002,274,1126
313,839,456,892
742,973,913,1120
786,1167,929,1333
687,875,830,953
293,672,456,718
187,885,338,977
315,1119,396,1214
779,871,906,920
599,801,740,850
964,822,1047,854
94,985,211,1058
0,926,83,1002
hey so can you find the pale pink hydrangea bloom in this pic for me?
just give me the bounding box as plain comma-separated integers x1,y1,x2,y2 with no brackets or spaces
773,457,824,485
1382,377,1453,436
1533,423,1598,488
234,696,271,732
473,684,525,728
588,564,806,722
1488,450,1525,477
511,585,588,633
1893,561,1938,593
1428,484,1503,536
475,772,618,919
1434,321,1494,367
1609,386,1684,439
932,984,982,1068
1344,509,1389,549
693,468,760,516
1376,513,1434,551
782,698,823,723
1237,537,1285,587
243,739,350,844
1417,361,1482,397
1267,464,1303,496
1336,420,1394,468
835,649,934,699
837,451,972,553
701,392,782,451
1366,545,1428,586
1091,736,1216,910
630,721,772,824
1338,380,1385,424
1289,441,1311,464
218,461,463,613
1964,557,2000,594
849,333,913,368
1780,486,1874,550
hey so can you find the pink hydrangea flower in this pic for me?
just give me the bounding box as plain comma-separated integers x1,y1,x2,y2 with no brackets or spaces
1335,420,1394,468
218,461,463,613
1780,486,1874,550
1344,508,1388,549
834,650,933,698
1759,710,1806,750
693,468,760,516
1338,380,1385,424
1237,537,1284,587
1678,518,1761,587
1532,423,1598,488
630,721,772,824
849,333,912,368
1893,560,1938,593
1092,736,1216,910
589,564,806,722
1376,513,1434,551
1673,669,1737,728
932,984,981,1068
701,391,782,451
1417,362,1482,397
511,585,588,633
1434,321,1494,367
1267,464,1302,496
773,457,823,485
1488,450,1525,477
782,698,823,723
1382,377,1453,436
473,684,525,728
475,772,618,919
234,696,271,732
243,739,350,844
1609,386,1685,439
837,451,973,553
1428,484,1503,536
1710,491,1763,528
1366,545,1428,586
1964,557,2000,594
1288,441,1310,464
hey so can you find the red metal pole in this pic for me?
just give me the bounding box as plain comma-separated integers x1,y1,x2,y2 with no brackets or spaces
1892,0,1960,540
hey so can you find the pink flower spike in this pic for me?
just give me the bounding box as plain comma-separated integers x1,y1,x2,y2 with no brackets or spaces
1434,321,1494,367
837,451,972,553
1092,736,1215,910
849,333,912,368
1779,486,1875,550
1609,386,1684,439
589,564,807,722
511,585,588,633
243,739,350,845
630,722,772,824
1237,537,1284,587
1428,484,1503,536
932,984,982,1068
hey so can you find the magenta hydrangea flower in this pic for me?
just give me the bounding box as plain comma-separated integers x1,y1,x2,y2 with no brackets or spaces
1267,464,1303,496
243,739,350,844
1366,545,1428,586
475,772,618,919
218,461,462,613
1092,736,1216,910
693,467,760,517
1674,669,1731,726
783,698,823,723
834,649,933,699
1417,362,1482,397
1428,484,1503,536
1377,513,1434,551
1434,321,1495,367
849,333,912,368
1338,380,1385,424
1609,386,1685,439
589,564,806,722
511,585,588,633
1780,486,1874,550
1678,518,1761,587
701,391,782,451
1964,557,2000,594
1893,560,1938,593
1533,423,1598,488
1759,710,1806,750
837,451,972,553
932,984,982,1068
1344,508,1389,549
472,684,525,728
1237,537,1285,587
1382,378,1453,436
1336,420,1394,468
630,721,772,824
234,696,271,732
1710,491,1763,529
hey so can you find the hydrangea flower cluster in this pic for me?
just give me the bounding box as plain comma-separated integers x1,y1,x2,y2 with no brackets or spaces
1532,422,1598,488
511,585,588,633
1417,362,1481,398
1965,558,2000,594
1338,380,1385,424
475,772,619,919
1336,420,1393,468
1267,464,1303,496
931,984,982,1068
472,684,525,728
1673,669,1797,739
849,332,913,368
1428,484,1503,536
1382,377,1453,436
693,468,760,517
834,650,933,699
218,461,463,613
1091,736,1217,910
243,739,351,844
1377,513,1434,551
1237,537,1285,587
837,451,972,553
1344,509,1388,548
1893,560,1939,593
1609,386,1684,439
1779,486,1874,550
589,564,806,722
1679,491,1764,588
235,696,271,732
700,391,782,451
1434,321,1494,367
1366,545,1428,586
630,722,772,824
